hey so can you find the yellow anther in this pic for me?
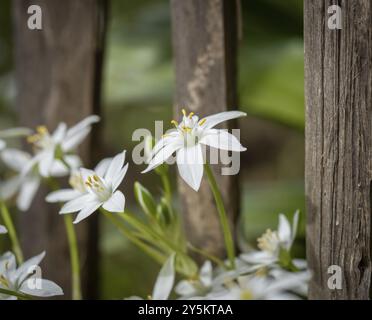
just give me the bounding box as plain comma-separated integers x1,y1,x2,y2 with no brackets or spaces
181,126,192,133
198,118,206,126
188,112,194,119
171,120,179,127
93,175,99,182
182,108,187,116
36,126,48,134
85,181,92,188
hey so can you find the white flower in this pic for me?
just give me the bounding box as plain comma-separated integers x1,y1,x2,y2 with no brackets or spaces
0,128,32,152
175,260,213,299
205,271,309,300
59,151,128,224
142,110,247,191
0,251,63,299
127,253,175,300
0,225,7,234
240,211,299,267
46,158,112,204
26,115,99,177
0,149,80,211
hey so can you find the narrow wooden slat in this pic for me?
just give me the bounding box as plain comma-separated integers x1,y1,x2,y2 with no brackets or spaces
171,0,240,259
12,0,105,298
305,0,372,299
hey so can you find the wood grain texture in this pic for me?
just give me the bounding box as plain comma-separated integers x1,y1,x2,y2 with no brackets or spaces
170,0,240,259
305,0,372,299
12,0,105,298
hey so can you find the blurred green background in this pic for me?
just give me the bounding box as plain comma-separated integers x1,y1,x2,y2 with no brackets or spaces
0,0,305,299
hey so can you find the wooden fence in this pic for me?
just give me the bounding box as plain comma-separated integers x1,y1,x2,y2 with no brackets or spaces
11,0,372,299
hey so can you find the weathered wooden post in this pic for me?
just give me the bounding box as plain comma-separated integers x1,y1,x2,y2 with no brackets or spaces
305,0,372,299
12,0,107,298
170,0,240,259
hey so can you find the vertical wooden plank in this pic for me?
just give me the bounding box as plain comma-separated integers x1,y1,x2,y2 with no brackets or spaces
12,0,104,298
305,0,372,299
170,0,239,259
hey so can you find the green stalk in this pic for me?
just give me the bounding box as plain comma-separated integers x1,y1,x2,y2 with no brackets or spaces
0,202,23,264
46,177,82,300
204,163,236,269
0,287,33,300
62,214,82,300
102,210,166,264
63,214,82,300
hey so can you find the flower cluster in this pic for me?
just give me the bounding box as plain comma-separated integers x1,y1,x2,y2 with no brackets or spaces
0,111,310,300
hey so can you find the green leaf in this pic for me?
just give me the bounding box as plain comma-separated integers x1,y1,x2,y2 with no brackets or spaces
134,182,157,217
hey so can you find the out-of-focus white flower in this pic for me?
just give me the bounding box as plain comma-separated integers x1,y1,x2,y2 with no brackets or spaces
46,158,112,204
175,260,213,299
204,270,310,300
59,151,128,224
0,128,32,152
0,149,80,211
127,253,176,300
143,110,246,191
26,115,99,177
240,211,299,267
0,225,7,234
0,251,63,299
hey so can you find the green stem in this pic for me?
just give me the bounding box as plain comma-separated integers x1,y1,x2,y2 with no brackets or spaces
0,202,24,264
63,214,82,300
204,163,236,269
0,287,33,300
160,171,175,219
102,210,166,264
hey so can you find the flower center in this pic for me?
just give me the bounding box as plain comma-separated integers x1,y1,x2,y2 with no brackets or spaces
257,229,280,253
69,172,87,193
27,126,54,150
240,289,254,300
84,174,111,201
171,109,207,147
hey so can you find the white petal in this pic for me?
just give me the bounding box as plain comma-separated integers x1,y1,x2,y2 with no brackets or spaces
201,111,246,130
20,279,63,297
17,177,41,212
176,145,204,191
0,252,17,274
142,141,182,173
52,123,67,143
65,115,100,138
175,280,197,297
152,253,175,300
240,251,277,265
60,194,96,214
200,129,246,152
278,214,292,245
15,251,45,283
38,149,55,177
0,139,5,150
62,127,90,152
111,163,128,191
94,158,112,177
0,225,7,234
0,176,21,200
1,149,31,172
102,191,125,213
104,151,126,184
0,127,32,138
199,261,212,287
73,201,102,224
46,189,82,203
148,131,179,160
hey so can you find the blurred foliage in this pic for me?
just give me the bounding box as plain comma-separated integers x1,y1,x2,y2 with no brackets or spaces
0,0,305,299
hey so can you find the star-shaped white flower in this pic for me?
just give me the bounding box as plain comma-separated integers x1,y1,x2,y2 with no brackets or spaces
26,115,99,177
143,110,247,191
59,151,128,224
0,148,81,211
240,211,299,267
0,251,63,299
46,158,112,204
